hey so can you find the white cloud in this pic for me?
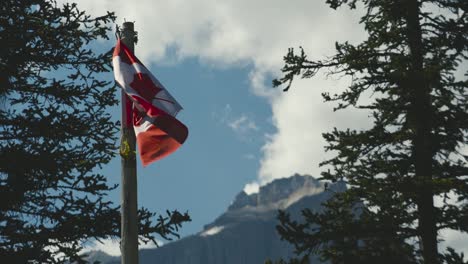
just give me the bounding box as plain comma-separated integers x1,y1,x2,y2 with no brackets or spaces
213,104,259,138
81,238,162,257
212,104,232,126
440,229,468,259
86,239,121,256
228,114,258,134
63,0,368,181
243,181,260,195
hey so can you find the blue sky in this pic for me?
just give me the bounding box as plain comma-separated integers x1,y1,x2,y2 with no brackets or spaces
101,58,275,238
60,0,468,256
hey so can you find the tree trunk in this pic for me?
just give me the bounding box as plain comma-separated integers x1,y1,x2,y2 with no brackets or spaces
405,1,438,263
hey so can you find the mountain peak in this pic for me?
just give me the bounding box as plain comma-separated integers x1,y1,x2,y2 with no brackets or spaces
228,174,324,212
89,174,346,264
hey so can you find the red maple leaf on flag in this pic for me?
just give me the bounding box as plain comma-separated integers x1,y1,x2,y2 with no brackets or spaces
129,73,162,103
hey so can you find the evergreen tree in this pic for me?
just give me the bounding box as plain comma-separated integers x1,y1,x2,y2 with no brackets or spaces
0,1,190,263
273,0,467,263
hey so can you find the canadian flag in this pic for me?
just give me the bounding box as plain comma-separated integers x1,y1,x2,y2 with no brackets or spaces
113,40,188,166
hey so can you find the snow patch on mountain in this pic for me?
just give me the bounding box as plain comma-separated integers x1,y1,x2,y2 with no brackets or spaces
200,226,225,237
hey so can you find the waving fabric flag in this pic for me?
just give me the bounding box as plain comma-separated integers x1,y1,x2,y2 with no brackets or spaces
113,40,188,166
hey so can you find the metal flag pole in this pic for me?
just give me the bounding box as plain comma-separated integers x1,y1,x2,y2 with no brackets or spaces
119,21,139,264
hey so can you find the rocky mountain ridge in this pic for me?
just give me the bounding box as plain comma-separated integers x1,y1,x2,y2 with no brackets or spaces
88,174,345,264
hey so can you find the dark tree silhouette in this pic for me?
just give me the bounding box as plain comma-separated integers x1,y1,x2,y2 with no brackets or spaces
274,0,467,263
0,1,190,263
